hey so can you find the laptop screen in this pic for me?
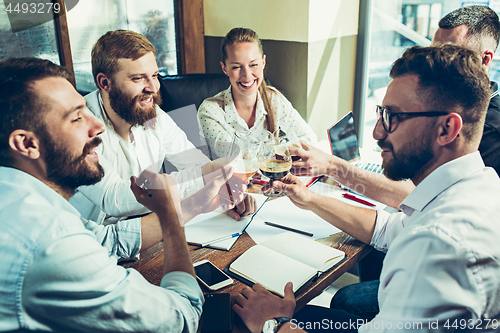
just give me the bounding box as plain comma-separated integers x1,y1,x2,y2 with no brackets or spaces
327,111,360,161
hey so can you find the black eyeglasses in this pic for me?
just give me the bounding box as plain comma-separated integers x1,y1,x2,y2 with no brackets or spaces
376,105,449,133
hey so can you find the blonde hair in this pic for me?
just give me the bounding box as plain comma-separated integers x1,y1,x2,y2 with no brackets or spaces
221,27,276,133
91,30,155,86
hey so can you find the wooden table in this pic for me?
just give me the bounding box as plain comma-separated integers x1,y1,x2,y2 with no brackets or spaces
123,230,371,332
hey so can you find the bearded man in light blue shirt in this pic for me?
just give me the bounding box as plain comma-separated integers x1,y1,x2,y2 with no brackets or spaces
0,57,237,332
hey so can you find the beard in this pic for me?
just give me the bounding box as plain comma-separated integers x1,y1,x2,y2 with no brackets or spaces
40,128,105,192
108,85,162,128
378,133,435,181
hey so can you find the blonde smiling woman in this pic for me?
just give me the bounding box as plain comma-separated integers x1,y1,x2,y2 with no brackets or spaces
198,27,317,158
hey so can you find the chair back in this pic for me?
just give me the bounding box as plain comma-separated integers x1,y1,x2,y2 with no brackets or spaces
158,73,229,112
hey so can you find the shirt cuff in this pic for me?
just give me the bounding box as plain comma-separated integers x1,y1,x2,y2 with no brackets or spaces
370,209,391,253
160,271,204,307
114,217,142,259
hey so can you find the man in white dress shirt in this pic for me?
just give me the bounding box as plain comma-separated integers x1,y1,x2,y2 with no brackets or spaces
69,30,255,256
232,44,500,333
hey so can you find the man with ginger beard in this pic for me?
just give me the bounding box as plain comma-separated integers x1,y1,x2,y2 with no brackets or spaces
69,30,256,257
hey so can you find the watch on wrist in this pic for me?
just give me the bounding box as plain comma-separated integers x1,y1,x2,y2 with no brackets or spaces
262,317,292,333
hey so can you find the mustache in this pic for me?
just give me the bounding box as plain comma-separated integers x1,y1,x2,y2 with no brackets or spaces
76,137,102,162
136,92,162,105
377,139,393,151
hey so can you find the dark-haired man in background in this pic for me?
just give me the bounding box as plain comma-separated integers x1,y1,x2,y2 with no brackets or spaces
433,5,500,174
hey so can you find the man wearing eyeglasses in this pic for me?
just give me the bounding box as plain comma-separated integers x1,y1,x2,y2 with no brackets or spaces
295,5,500,211
289,4,500,322
232,44,500,333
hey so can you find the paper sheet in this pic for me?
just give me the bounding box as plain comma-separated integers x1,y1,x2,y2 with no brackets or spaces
246,196,341,244
246,180,384,245
184,193,267,250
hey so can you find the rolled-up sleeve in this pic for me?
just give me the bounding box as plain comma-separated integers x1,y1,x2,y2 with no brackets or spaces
22,220,203,333
81,217,142,260
370,210,405,253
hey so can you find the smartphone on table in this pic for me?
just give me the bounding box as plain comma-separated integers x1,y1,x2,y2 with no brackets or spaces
193,259,233,291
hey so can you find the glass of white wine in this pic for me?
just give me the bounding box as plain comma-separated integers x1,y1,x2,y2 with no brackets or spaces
227,130,262,182
212,130,263,205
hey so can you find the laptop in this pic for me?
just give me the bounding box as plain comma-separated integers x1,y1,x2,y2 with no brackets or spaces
327,111,383,174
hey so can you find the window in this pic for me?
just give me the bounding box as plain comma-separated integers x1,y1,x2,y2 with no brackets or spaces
66,0,177,92
1,0,178,93
0,3,59,64
357,0,500,151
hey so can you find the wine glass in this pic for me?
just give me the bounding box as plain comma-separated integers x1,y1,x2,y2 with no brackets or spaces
260,132,292,198
275,127,302,161
227,130,262,182
211,130,262,205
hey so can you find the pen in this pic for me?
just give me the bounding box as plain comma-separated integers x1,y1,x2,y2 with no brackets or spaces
342,193,376,207
264,221,313,237
306,175,325,188
199,232,242,247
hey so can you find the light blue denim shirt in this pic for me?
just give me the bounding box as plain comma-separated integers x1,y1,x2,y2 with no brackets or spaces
362,152,500,332
0,167,203,332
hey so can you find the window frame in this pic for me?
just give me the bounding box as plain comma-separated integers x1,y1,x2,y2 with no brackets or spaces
53,0,205,88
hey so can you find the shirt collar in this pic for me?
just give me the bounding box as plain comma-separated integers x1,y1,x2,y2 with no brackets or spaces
223,86,267,129
399,151,485,215
96,90,114,127
490,81,499,99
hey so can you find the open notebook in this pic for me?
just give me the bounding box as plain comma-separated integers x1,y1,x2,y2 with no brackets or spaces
328,111,383,174
227,232,345,296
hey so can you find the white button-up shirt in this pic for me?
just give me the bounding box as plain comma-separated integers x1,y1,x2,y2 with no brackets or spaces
198,86,318,158
0,167,203,333
361,151,500,332
70,90,210,227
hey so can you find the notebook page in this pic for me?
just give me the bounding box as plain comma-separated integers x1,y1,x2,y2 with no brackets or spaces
261,232,345,272
229,245,317,296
